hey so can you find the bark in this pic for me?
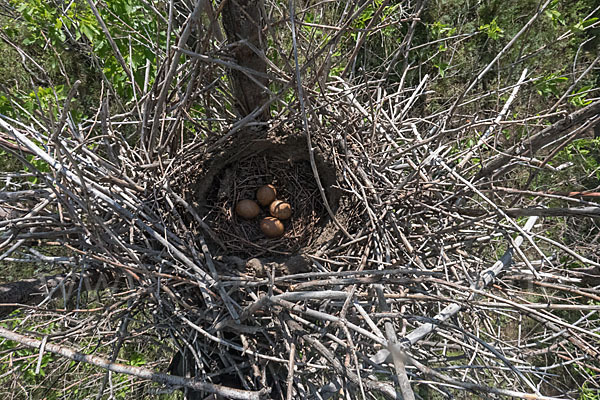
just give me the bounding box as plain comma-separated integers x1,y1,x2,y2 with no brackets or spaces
221,0,269,120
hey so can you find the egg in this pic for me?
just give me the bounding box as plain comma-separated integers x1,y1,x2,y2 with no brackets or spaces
260,217,284,238
269,200,292,220
235,199,260,219
256,184,277,206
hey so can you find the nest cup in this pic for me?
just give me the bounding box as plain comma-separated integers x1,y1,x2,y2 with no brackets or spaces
189,133,340,259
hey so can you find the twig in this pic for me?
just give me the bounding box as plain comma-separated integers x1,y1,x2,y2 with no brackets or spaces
457,68,528,169
288,0,353,240
0,327,269,400
409,356,567,400
400,216,538,347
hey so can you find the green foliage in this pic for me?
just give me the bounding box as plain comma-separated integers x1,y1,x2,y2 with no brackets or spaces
8,0,164,101
535,73,568,98
0,94,12,116
0,312,156,399
300,10,329,42
570,17,599,34
578,368,599,400
0,84,73,126
127,350,147,367
535,136,600,201
0,319,56,386
421,0,598,116
354,0,381,29
569,86,593,107
31,85,65,116
24,154,51,184
348,0,413,79
430,21,456,56
0,339,53,383
433,60,449,77
557,138,600,181
545,0,566,27
430,21,456,39
13,0,68,48
479,18,504,40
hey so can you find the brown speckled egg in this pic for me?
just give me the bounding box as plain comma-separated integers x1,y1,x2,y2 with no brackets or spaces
269,200,292,220
235,199,260,219
260,217,284,238
256,184,277,206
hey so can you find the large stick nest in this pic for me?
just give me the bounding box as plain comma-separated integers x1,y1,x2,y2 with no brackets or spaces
171,129,340,259
1,1,600,399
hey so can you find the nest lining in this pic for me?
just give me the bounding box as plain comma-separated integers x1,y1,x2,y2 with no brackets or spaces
204,154,328,258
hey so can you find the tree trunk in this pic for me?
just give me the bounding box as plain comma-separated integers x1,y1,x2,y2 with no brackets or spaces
221,0,270,121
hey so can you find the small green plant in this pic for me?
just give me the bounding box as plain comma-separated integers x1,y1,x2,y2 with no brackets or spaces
548,137,600,190
24,154,50,184
354,0,382,29
545,0,566,27
569,86,593,107
0,319,56,385
128,350,147,367
479,19,504,40
578,367,599,400
571,17,599,34
534,73,568,98
28,85,65,116
431,21,456,38
433,60,449,77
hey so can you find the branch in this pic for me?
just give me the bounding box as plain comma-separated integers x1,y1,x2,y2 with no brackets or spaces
378,216,537,348
409,356,567,400
0,326,270,400
456,206,600,218
476,100,600,180
457,68,528,169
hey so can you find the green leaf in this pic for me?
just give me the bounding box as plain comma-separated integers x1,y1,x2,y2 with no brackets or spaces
545,9,565,27
571,17,599,34
534,73,567,98
479,19,504,40
16,2,28,13
434,61,449,77
569,86,592,107
431,21,456,38
80,23,98,42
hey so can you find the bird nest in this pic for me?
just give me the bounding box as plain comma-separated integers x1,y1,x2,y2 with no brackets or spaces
175,129,342,261
204,154,326,258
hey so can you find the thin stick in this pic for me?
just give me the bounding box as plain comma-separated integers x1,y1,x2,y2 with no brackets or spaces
288,0,352,239
0,326,269,400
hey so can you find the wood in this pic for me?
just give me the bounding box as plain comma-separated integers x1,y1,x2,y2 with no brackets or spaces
0,326,269,400
221,0,269,120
